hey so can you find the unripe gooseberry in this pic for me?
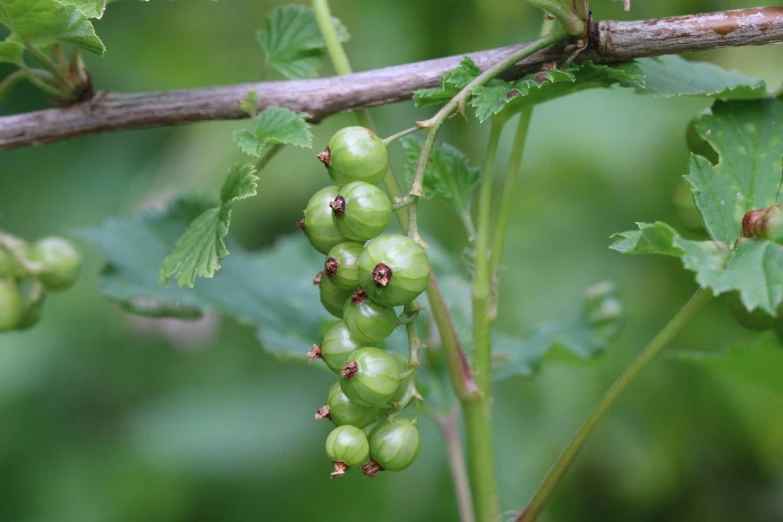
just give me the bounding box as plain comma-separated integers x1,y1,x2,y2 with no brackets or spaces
340,347,401,408
330,182,392,242
325,242,364,291
389,351,412,403
0,279,23,331
343,289,398,343
318,126,389,187
315,381,380,428
30,237,81,292
363,418,421,477
299,186,351,255
317,272,353,319
317,320,364,373
325,425,369,478
358,234,431,306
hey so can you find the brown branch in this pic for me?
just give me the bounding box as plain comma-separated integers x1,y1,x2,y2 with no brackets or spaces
1,6,782,151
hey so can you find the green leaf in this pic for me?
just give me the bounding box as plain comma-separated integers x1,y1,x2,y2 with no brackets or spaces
491,281,623,380
57,0,106,19
159,164,258,287
674,333,783,397
612,222,783,315
634,55,767,100
238,90,259,119
400,135,481,212
233,107,312,157
0,40,22,64
687,98,783,244
256,4,349,80
0,0,105,55
78,202,332,361
413,56,481,108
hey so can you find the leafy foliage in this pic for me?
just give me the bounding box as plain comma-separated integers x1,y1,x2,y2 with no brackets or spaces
400,135,481,213
234,99,313,158
492,281,624,380
673,333,783,397
58,0,107,19
159,165,258,288
0,0,105,55
414,55,765,122
0,40,23,64
256,4,349,80
80,201,331,360
612,98,783,315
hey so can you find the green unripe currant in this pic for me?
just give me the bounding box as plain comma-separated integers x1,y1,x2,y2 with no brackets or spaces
0,279,23,331
0,249,22,278
358,234,431,306
340,347,401,408
318,126,389,187
30,237,81,292
343,289,398,343
310,320,364,374
363,418,421,477
325,242,364,291
299,186,351,255
325,425,370,478
315,271,353,319
315,381,380,428
330,182,392,242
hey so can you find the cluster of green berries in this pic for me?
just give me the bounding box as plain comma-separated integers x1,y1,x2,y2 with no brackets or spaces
298,126,430,478
0,236,81,332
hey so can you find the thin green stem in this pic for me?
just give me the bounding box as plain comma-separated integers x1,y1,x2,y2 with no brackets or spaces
518,287,713,522
460,210,477,241
256,144,283,171
0,70,27,100
434,408,476,522
392,195,416,212
464,118,504,522
383,126,421,146
17,66,66,97
488,110,533,322
23,43,67,88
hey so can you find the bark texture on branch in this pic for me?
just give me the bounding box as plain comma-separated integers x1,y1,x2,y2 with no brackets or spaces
1,6,782,151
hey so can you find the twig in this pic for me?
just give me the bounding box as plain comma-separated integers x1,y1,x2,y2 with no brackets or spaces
2,7,782,150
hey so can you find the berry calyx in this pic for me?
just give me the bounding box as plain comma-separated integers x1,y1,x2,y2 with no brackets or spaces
342,289,398,343
301,186,351,255
339,347,401,408
321,126,389,187
30,237,81,292
320,321,364,374
318,274,353,319
325,242,364,291
324,381,379,428
315,404,331,420
331,182,392,242
0,279,23,332
363,418,420,476
307,344,322,363
325,425,369,478
358,234,431,306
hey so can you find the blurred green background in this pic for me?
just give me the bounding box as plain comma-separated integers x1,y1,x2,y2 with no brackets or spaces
2,1,783,521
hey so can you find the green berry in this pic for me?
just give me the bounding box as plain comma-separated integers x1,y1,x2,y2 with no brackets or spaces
0,279,23,332
325,242,364,291
0,249,22,278
358,234,431,306
318,126,389,187
363,418,421,476
343,289,397,343
317,320,364,373
340,347,401,408
299,186,351,255
330,182,392,242
30,237,80,292
316,381,380,428
317,271,353,319
325,425,369,478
